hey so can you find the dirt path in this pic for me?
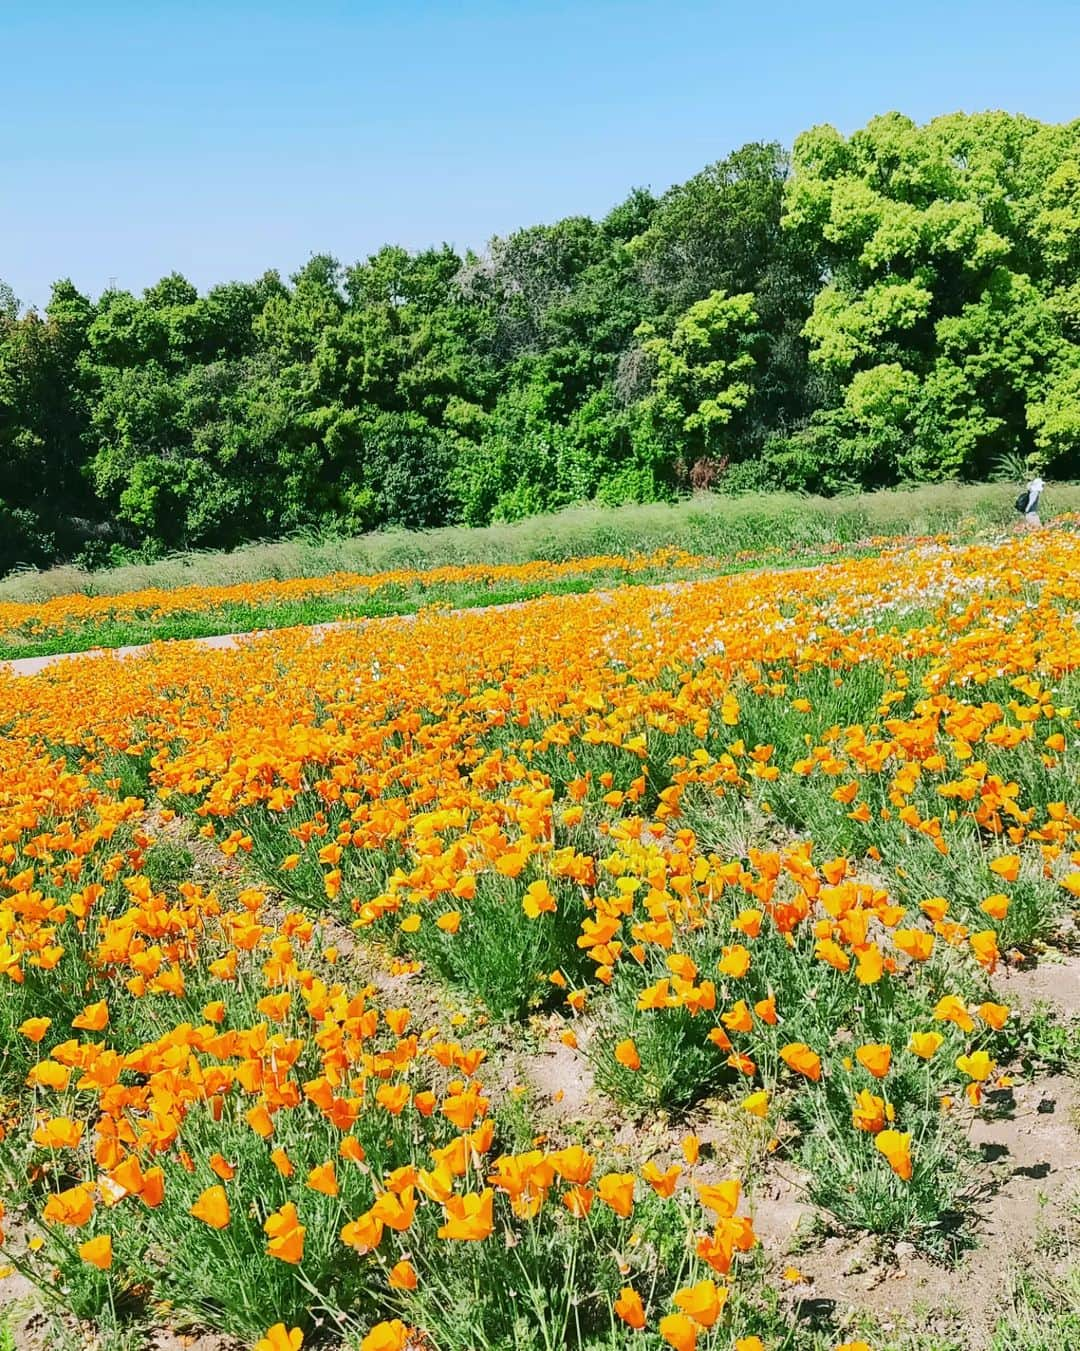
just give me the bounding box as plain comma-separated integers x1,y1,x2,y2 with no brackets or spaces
0,562,825,678
2,630,256,676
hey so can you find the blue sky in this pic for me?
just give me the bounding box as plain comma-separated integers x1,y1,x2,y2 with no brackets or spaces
4,0,1080,310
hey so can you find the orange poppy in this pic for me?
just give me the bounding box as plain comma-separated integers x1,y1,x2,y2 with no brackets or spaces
190,1185,230,1230
438,1189,494,1241
780,1042,822,1081
874,1129,913,1180
78,1235,113,1270
614,1286,646,1329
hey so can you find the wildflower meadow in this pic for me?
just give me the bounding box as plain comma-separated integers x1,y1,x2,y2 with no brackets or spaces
0,525,1077,1351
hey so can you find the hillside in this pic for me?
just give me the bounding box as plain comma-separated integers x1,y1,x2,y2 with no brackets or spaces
3,110,1080,576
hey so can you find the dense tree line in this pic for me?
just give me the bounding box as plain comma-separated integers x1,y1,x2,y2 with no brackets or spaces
3,111,1079,573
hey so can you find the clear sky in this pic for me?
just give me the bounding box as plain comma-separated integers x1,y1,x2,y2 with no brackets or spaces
4,0,1080,310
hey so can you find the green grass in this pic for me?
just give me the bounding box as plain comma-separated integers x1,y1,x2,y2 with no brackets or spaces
5,480,1078,605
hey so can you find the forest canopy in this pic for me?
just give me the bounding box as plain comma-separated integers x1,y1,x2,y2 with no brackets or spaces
2,110,1079,573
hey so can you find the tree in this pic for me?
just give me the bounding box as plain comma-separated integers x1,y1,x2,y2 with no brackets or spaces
784,111,1080,480
635,290,761,471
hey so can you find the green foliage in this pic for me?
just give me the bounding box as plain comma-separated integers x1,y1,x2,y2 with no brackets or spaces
636,289,760,462
4,110,1080,577
785,110,1080,484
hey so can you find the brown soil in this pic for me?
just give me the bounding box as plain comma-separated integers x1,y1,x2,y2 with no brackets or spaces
992,949,1080,1019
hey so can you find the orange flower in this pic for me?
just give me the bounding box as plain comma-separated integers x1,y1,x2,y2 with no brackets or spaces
550,1145,594,1184
265,1202,305,1264
341,1213,384,1254
718,944,751,978
270,1147,295,1177
388,1259,418,1290
969,930,999,972
855,1043,891,1078
43,1184,94,1227
257,992,291,1022
339,1137,366,1164
893,929,934,961
522,880,557,917
989,854,1020,882
141,1168,165,1208
658,1312,698,1351
208,1153,235,1181
18,1017,51,1043
780,1042,822,1081
614,1286,646,1329
190,1185,230,1230
851,1089,888,1134
561,1184,594,1217
695,1179,741,1217
854,942,884,985
977,1001,1010,1030
673,1278,727,1327
754,994,778,1024
418,1162,456,1204
934,995,975,1033
681,1134,700,1165
614,1039,641,1071
255,1326,303,1351
980,893,1010,920
360,1321,409,1351
597,1172,635,1218
306,1161,339,1196
32,1117,84,1150
742,1090,769,1118
908,1031,944,1059
438,1189,494,1240
376,1084,410,1115
27,1060,70,1091
78,1234,113,1269
733,909,763,938
245,1103,275,1138
442,1089,488,1131
72,1000,109,1031
371,1187,417,1233
641,1161,681,1197
956,1050,995,1082
874,1129,913,1180
722,1000,753,1033
108,1155,144,1199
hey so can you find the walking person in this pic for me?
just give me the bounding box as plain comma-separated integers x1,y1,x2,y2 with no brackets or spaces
1015,476,1045,528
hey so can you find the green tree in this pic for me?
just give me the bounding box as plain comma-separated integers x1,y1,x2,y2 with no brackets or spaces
635,290,760,470
784,111,1080,480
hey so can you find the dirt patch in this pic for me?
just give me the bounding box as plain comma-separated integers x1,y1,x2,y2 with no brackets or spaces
148,1330,245,1351
749,1163,817,1253
992,949,1080,1019
529,1037,595,1119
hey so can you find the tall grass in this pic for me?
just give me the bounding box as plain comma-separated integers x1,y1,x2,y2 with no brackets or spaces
4,481,1078,603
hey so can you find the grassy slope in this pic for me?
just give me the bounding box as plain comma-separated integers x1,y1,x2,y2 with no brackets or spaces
4,481,1078,604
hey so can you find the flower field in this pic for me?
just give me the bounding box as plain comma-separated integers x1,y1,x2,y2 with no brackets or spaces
0,548,708,661
0,527,1078,1350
